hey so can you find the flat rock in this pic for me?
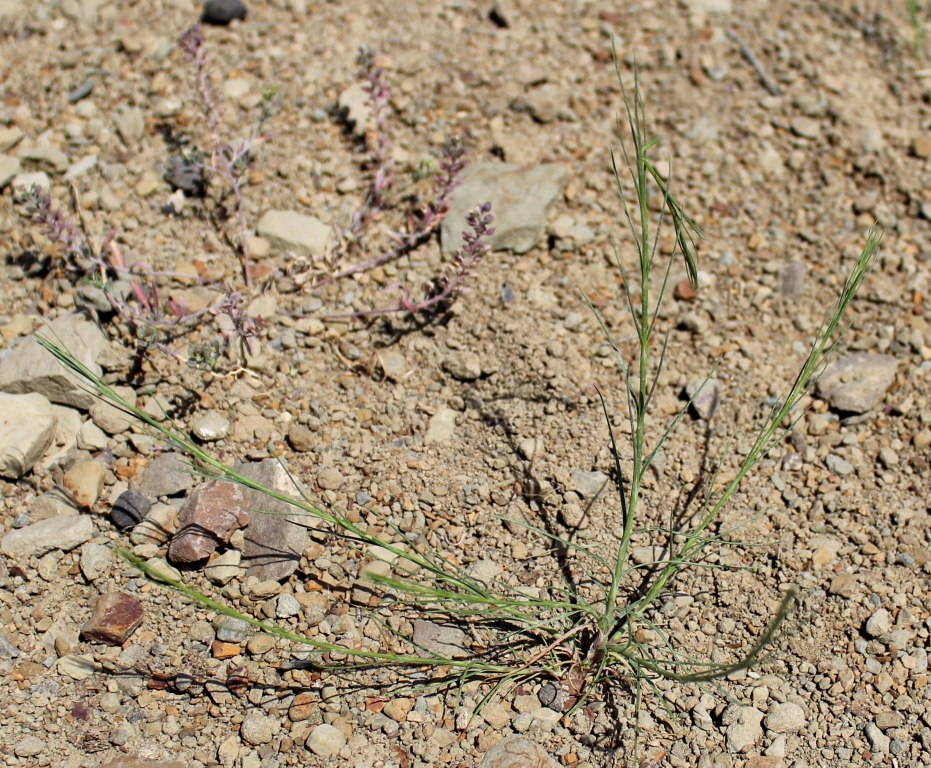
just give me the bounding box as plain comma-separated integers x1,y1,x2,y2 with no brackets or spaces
89,386,136,433
114,106,145,146
306,723,346,758
81,592,144,645
31,491,80,521
865,608,892,637
168,480,249,563
0,153,20,189
685,377,721,420
0,313,109,408
130,503,179,546
0,126,23,152
237,459,309,581
1,514,93,558
192,412,230,441
723,705,764,753
80,542,112,581
63,460,106,508
136,453,194,498
441,162,567,256
764,701,806,733
18,145,69,173
442,351,482,381
424,408,457,445
412,619,469,658
13,736,45,758
11,170,51,197
257,210,331,258
816,353,898,413
570,469,608,498
0,392,58,479
204,549,242,585
478,735,559,768
98,758,186,768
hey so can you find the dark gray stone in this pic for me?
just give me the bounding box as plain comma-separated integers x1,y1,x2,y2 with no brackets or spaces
202,0,247,25
110,489,151,531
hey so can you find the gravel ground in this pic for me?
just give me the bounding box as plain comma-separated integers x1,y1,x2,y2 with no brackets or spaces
2,0,931,767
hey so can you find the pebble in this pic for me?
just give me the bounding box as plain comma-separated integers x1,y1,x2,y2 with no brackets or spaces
0,153,19,189
80,542,112,581
442,351,483,381
317,467,345,491
825,454,854,477
144,557,182,583
379,350,407,382
412,619,469,658
191,412,231,442
441,162,567,256
865,608,892,637
0,126,23,151
13,736,45,758
11,170,51,198
204,549,242,585
337,83,371,138
275,592,301,618
478,735,560,768
241,711,278,745
0,392,58,479
63,460,106,508
57,654,98,680
424,408,458,445
256,210,331,258
828,571,856,598
287,422,314,452
202,0,247,25
215,617,252,643
569,469,608,498
685,378,721,420
383,698,413,722
0,514,93,558
77,420,109,451
110,488,152,531
523,83,569,123
80,592,144,645
247,633,276,655
864,722,891,754
168,480,249,563
306,723,346,758
723,705,764,753
764,702,806,733
90,386,136,433
816,353,898,413
778,262,806,298
115,106,145,146
137,453,194,499
130,503,180,546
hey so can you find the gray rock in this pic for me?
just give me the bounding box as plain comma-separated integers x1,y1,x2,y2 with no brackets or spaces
136,453,194,498
257,210,331,258
570,469,608,498
143,556,181,582
764,702,806,733
441,162,567,256
89,386,136,433
379,350,407,382
306,723,346,758
0,631,20,658
865,608,892,637
237,459,309,581
1,514,93,558
110,488,151,530
825,454,854,476
0,392,58,479
478,735,559,768
865,722,891,754
337,83,371,138
723,705,764,753
11,171,50,198
215,616,252,643
79,542,112,581
204,549,241,585
778,262,806,298
276,593,301,618
442,351,482,381
816,353,899,413
685,377,721,420
240,711,278,745
0,313,109,408
522,83,569,123
412,619,469,658
114,106,145,146
424,408,457,445
192,412,230,441
317,467,344,491
0,153,20,189
13,736,45,758
31,491,79,521
202,0,247,25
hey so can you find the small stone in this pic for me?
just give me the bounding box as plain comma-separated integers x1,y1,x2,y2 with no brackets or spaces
169,480,249,563
442,351,482,381
77,420,109,451
317,467,344,491
63,460,106,508
523,83,569,123
828,571,856,598
276,593,301,618
13,736,45,758
880,629,912,651
247,633,276,655
379,350,407,382
913,136,931,159
424,408,457,445
11,170,51,198
306,723,346,758
289,692,316,721
90,387,136,434
31,492,79,521
478,734,560,768
80,542,112,581
816,353,898,413
383,698,413,722
246,294,278,321
192,412,231,442
130,503,179,546
241,711,278,745
114,106,145,146
136,453,194,498
723,705,764,753
0,126,23,152
790,117,821,139
764,702,806,733
570,469,608,498
865,722,891,754
202,0,247,25
144,557,182,583
204,549,241,585
110,489,152,531
1,514,93,558
284,423,312,453
413,619,469,658
19,145,69,173
257,210,331,258
337,83,371,138
825,454,854,477
0,153,20,189
0,392,58,479
875,711,904,730
215,616,251,643
57,654,98,680
865,608,892,638
518,437,543,460
81,592,144,645
778,262,806,298
878,446,898,468
685,378,721,420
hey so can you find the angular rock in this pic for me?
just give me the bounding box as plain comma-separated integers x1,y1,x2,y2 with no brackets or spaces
0,392,58,479
130,503,179,546
424,408,457,445
202,0,247,25
412,619,469,659
338,83,371,138
57,654,98,680
778,262,806,298
257,210,331,258
478,735,559,768
570,469,608,498
237,459,309,581
168,480,249,563
89,386,136,433
307,723,346,758
110,488,151,531
63,460,106,508
19,145,68,173
764,701,806,733
31,491,79,521
816,353,898,413
204,549,241,585
685,377,721,420
136,453,194,498
191,412,230,442
81,592,144,645
240,711,278,745
12,170,51,197
287,423,314,452
144,557,181,582
865,608,892,638
523,83,569,123
0,631,21,658
0,313,109,408
1,514,93,558
0,153,20,189
723,705,764,753
441,162,567,256
442,351,482,381
80,542,112,581
98,758,186,768
114,106,145,146
13,736,45,758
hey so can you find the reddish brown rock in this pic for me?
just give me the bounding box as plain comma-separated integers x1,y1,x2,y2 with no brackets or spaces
212,640,241,659
80,593,144,645
168,480,249,563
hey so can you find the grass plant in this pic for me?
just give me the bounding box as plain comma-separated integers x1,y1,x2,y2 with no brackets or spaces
38,70,880,760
